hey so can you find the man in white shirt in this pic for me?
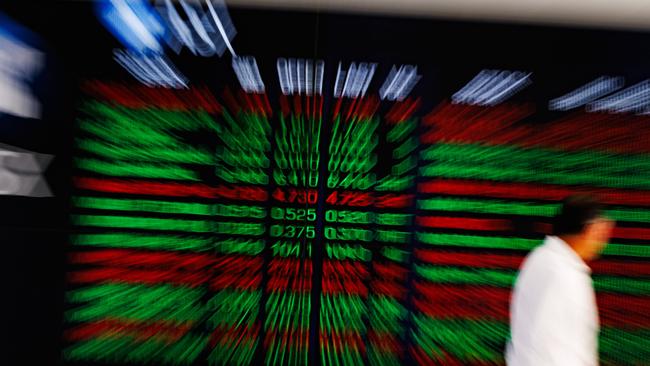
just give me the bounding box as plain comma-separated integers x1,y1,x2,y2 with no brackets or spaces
506,195,614,366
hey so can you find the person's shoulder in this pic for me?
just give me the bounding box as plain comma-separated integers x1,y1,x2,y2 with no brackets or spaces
527,246,589,290
518,243,568,283
521,242,554,269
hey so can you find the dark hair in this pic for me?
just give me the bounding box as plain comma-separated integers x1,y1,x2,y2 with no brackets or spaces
553,194,604,236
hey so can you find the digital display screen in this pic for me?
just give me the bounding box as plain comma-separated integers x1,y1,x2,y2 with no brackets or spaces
64,81,650,365
2,2,650,365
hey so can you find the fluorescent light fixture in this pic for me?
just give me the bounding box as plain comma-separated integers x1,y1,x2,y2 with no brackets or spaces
549,76,624,111
334,62,377,98
97,0,165,54
278,58,325,96
379,64,420,101
588,80,650,114
156,0,236,57
233,56,265,93
114,49,188,88
452,69,531,106
206,0,236,56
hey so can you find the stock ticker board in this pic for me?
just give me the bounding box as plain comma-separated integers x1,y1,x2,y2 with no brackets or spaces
64,83,650,366
3,2,650,366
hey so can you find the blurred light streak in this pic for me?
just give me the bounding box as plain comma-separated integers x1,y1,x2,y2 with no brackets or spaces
97,0,165,53
178,0,217,52
0,143,52,196
76,139,213,164
278,58,325,96
65,281,208,363
417,232,542,251
412,281,650,329
321,259,368,296
417,196,650,224
418,231,650,257
549,76,624,111
72,233,212,251
113,49,188,88
79,101,218,135
452,69,531,106
82,81,220,111
418,162,650,189
233,56,265,93
331,96,379,124
385,97,420,123
156,0,236,57
418,196,556,216
588,79,650,114
418,179,650,206
66,282,205,323
421,102,534,145
208,324,259,364
0,13,43,119
412,283,511,320
73,214,213,232
414,249,650,277
76,158,199,180
74,177,268,200
422,143,650,177
66,318,192,343
68,267,211,288
410,315,506,364
205,0,236,56
416,216,512,231
379,64,420,101
424,101,650,154
211,266,263,291
414,265,650,296
333,61,377,99
64,334,208,364
69,248,216,269
597,226,650,241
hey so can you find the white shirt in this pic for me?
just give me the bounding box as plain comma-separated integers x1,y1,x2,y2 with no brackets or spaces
506,236,599,366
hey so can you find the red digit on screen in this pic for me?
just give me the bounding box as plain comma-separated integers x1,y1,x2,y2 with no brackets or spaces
326,191,338,205
273,188,286,202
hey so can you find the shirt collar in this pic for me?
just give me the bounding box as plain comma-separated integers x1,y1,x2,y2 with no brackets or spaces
544,235,591,274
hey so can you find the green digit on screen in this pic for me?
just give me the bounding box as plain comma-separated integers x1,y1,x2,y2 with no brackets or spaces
327,173,339,188
271,207,284,220
286,208,297,220
309,171,319,187
328,153,341,172
274,169,287,186
306,226,315,239
376,213,412,226
270,224,283,237
325,210,337,222
310,152,319,171
325,227,337,240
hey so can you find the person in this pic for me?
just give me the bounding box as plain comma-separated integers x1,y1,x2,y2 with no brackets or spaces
506,194,614,365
